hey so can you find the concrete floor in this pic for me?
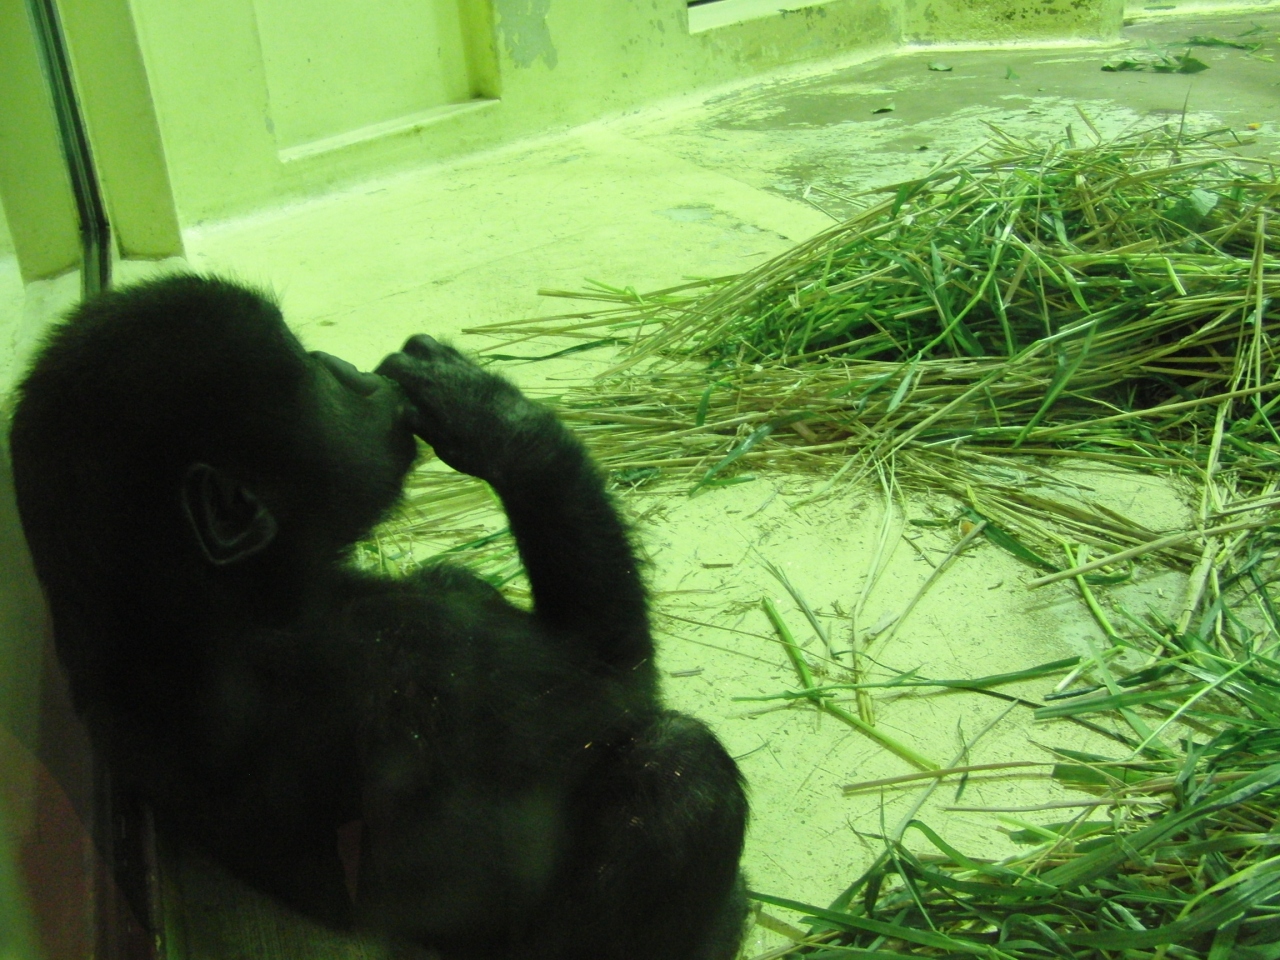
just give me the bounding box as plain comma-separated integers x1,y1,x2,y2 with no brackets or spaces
3,7,1278,957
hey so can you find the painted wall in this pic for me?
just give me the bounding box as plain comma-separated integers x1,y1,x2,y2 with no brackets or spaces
122,0,907,226
0,201,14,260
0,0,80,282
0,0,182,282
59,0,182,261
0,0,1132,272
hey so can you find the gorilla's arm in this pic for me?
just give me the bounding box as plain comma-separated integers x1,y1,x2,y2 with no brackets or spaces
377,337,651,678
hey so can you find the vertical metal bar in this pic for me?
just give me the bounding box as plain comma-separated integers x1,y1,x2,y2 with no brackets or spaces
21,7,138,952
92,766,157,960
25,0,112,298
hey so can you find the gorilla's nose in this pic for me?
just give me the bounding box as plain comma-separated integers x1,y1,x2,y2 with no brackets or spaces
312,351,384,396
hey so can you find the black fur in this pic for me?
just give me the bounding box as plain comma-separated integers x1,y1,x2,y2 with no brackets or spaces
9,275,747,960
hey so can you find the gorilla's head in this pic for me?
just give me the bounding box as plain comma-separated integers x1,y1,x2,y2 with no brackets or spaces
10,275,418,700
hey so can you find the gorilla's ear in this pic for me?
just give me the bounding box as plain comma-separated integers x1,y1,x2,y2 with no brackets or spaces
181,463,279,566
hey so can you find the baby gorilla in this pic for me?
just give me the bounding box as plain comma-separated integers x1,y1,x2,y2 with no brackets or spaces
9,275,747,960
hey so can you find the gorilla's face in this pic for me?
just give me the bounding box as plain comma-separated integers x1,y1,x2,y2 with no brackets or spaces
308,349,419,477
271,346,421,555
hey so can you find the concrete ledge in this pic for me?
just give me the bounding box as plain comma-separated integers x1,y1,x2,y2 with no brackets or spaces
904,0,1125,44
278,98,501,165
687,0,850,34
1125,0,1280,20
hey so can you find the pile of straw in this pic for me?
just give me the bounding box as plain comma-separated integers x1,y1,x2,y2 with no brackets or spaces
379,129,1279,957
756,720,1280,956
749,583,1280,959
466,129,1278,578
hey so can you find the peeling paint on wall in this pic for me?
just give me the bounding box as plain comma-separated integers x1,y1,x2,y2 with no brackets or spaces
495,0,558,69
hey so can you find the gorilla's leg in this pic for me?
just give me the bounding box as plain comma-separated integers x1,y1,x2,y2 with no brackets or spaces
528,712,749,960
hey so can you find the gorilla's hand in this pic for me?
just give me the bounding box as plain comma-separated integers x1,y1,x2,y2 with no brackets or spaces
376,336,551,484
